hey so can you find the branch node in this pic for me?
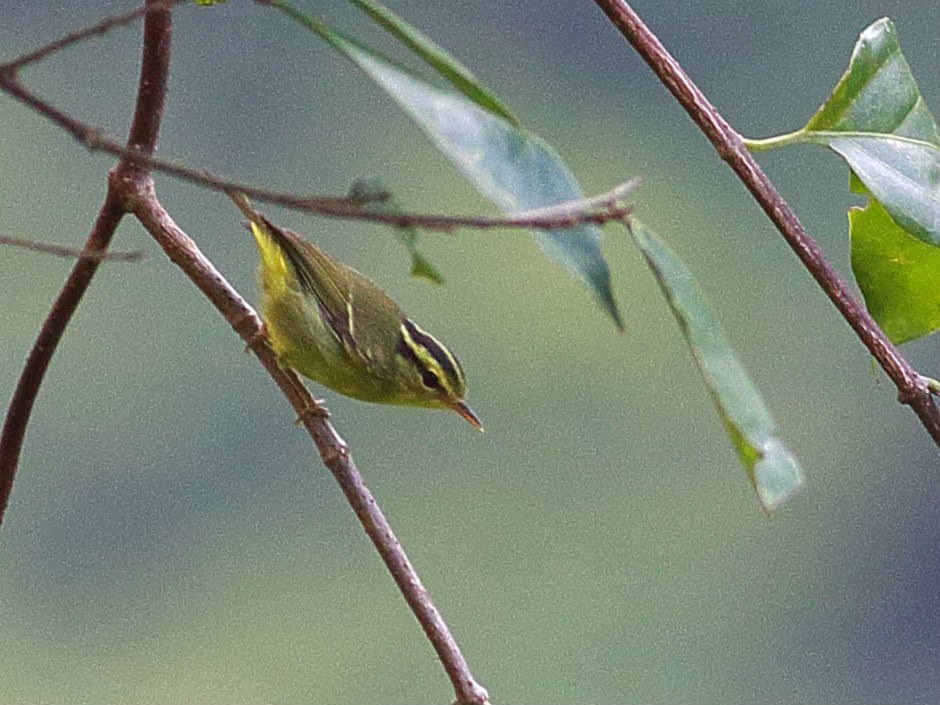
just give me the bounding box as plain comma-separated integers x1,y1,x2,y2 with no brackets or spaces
898,374,931,405
295,400,332,426
81,126,105,150
233,311,266,348
452,682,491,705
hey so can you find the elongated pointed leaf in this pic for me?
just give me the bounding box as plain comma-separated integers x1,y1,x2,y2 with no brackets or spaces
344,0,518,124
630,223,804,512
805,19,938,140
272,0,623,329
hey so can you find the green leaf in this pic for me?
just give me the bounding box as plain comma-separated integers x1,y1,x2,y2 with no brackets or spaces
850,194,940,343
803,18,940,247
805,19,939,140
343,0,518,124
629,223,804,512
821,134,940,247
271,0,623,329
747,18,940,344
348,178,445,285
348,51,624,328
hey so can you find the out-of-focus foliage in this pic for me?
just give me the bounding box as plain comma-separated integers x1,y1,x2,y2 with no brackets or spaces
1,2,938,704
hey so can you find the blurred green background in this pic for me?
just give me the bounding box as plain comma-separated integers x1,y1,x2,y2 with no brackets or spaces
2,1,939,703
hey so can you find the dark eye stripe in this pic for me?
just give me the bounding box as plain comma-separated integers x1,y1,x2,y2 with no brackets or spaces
401,319,465,389
395,328,445,391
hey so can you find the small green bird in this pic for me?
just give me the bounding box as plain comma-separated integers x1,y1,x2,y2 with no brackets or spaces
231,194,482,431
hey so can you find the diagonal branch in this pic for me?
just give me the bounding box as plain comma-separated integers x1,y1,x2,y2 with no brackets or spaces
592,0,940,447
0,2,635,240
0,15,632,236
1,4,490,703
0,196,126,521
132,182,490,705
0,0,186,75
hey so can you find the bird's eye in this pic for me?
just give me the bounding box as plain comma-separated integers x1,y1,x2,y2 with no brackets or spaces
419,365,444,391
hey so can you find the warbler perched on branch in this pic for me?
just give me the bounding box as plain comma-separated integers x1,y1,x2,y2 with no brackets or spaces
231,193,482,430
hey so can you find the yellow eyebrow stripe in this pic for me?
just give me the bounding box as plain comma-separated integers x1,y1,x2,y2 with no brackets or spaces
399,318,465,396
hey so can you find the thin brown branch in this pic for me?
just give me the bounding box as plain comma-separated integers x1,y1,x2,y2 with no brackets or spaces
0,196,126,522
131,184,489,705
0,233,145,261
122,2,174,158
0,1,175,525
0,0,634,235
0,0,186,75
1,5,490,701
0,74,632,232
593,0,940,446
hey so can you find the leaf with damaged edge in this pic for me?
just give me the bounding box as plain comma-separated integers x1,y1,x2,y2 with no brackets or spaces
850,192,940,343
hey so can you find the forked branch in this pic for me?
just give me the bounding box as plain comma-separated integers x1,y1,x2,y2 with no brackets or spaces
0,3,488,703
0,4,630,235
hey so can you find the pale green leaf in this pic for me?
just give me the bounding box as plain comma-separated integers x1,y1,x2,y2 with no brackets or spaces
343,0,518,124
271,0,623,328
630,223,804,512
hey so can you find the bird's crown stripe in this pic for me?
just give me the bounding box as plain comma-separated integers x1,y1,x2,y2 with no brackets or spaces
400,319,465,391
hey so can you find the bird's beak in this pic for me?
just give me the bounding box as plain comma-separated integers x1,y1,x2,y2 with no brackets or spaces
449,400,484,432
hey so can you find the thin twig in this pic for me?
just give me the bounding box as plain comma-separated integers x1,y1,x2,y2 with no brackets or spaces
132,183,490,705
1,4,490,702
507,177,638,220
0,0,633,234
0,75,632,232
0,233,146,261
0,197,126,522
593,0,940,446
0,0,186,75
0,1,174,523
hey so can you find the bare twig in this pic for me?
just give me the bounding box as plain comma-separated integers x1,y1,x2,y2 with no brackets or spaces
0,76,634,232
0,0,634,238
593,0,940,446
132,182,490,705
1,4,490,702
0,0,174,523
0,0,186,75
0,233,145,261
